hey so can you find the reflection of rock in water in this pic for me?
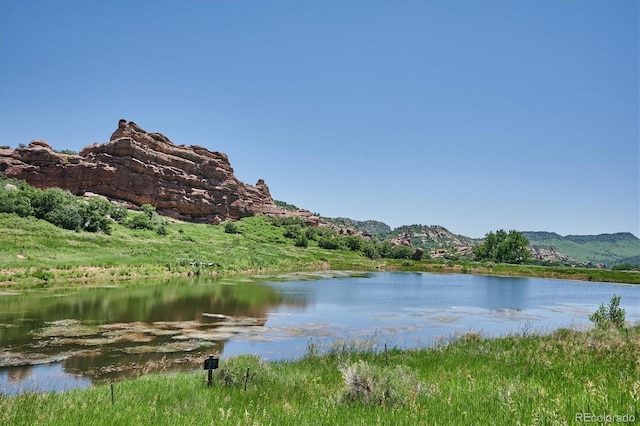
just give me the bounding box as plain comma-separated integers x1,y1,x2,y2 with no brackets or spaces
0,314,273,383
58,315,272,381
6,364,34,383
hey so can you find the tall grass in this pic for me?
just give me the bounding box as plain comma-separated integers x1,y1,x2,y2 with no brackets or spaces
2,325,638,425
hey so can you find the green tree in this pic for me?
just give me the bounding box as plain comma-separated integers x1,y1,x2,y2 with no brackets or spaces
389,245,414,259
474,229,531,264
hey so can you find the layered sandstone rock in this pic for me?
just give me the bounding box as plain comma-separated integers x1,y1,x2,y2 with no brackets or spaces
0,119,318,224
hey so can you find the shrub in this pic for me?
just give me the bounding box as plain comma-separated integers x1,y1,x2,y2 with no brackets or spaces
339,360,422,407
344,235,363,251
125,213,155,230
294,235,309,248
0,190,34,217
283,225,303,239
81,197,114,233
389,245,414,259
156,224,168,235
589,294,626,329
223,221,239,234
215,355,271,387
361,241,381,259
110,203,128,223
44,203,83,230
32,188,70,219
318,237,344,250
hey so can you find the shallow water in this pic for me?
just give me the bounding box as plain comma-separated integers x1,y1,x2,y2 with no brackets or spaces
1,271,638,395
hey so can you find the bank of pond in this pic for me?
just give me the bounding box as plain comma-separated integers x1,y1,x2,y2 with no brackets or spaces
1,324,638,425
1,271,638,400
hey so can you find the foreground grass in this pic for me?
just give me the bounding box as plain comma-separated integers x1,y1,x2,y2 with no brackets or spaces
1,213,638,289
2,326,638,425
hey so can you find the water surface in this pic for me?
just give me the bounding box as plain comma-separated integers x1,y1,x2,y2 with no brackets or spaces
1,271,638,395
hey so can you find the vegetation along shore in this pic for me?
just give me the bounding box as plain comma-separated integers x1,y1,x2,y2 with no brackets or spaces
1,319,638,425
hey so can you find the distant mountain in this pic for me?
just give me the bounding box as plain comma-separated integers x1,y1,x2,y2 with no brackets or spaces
523,232,640,266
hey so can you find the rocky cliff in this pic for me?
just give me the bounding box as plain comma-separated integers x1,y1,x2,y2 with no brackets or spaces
0,119,317,224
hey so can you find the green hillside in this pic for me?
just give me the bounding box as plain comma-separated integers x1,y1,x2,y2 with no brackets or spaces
523,231,640,266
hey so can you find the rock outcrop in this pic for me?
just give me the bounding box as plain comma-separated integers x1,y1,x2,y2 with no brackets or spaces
0,119,318,224
528,245,576,264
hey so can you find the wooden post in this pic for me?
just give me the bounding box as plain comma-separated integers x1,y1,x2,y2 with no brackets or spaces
385,343,388,366
244,367,250,391
110,383,114,405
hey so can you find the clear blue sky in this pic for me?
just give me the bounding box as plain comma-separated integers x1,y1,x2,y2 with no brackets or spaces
1,0,638,238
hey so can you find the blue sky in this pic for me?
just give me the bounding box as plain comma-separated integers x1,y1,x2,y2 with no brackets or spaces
1,1,638,238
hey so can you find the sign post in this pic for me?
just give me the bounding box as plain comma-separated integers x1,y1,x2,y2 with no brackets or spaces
204,355,219,387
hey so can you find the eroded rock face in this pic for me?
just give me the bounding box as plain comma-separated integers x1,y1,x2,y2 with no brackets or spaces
0,120,317,224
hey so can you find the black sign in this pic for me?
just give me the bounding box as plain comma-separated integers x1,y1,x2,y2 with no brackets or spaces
204,357,219,370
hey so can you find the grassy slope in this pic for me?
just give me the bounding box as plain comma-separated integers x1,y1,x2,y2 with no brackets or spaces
2,213,640,287
0,213,375,287
1,326,638,425
524,232,640,265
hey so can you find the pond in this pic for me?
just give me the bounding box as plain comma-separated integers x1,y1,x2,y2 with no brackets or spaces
1,271,638,395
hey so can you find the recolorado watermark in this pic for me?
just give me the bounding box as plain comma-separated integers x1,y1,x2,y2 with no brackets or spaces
575,412,636,423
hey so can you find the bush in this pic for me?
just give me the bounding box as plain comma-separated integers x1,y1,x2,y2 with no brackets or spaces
344,235,363,251
215,355,271,387
361,241,381,259
81,197,115,233
589,294,626,329
283,225,303,239
339,360,422,407
44,203,83,230
389,245,414,259
0,190,34,217
110,204,128,223
223,221,239,234
318,237,344,250
31,188,70,219
125,213,155,230
294,235,309,248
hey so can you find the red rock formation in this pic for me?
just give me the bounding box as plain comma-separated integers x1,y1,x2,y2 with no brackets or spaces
0,120,318,225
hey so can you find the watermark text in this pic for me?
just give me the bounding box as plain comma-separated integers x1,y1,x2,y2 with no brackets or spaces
575,412,636,423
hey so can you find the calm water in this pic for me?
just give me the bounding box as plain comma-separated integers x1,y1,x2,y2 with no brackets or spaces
1,271,638,395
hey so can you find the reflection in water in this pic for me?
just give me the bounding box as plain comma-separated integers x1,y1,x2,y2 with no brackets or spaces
1,271,639,396
0,276,297,395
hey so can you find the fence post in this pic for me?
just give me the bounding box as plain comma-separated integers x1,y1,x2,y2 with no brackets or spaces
244,367,250,391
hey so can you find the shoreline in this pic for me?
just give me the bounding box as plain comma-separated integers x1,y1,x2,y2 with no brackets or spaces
1,259,639,291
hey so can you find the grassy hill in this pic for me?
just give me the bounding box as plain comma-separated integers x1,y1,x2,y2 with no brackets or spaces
0,213,376,287
523,231,640,266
